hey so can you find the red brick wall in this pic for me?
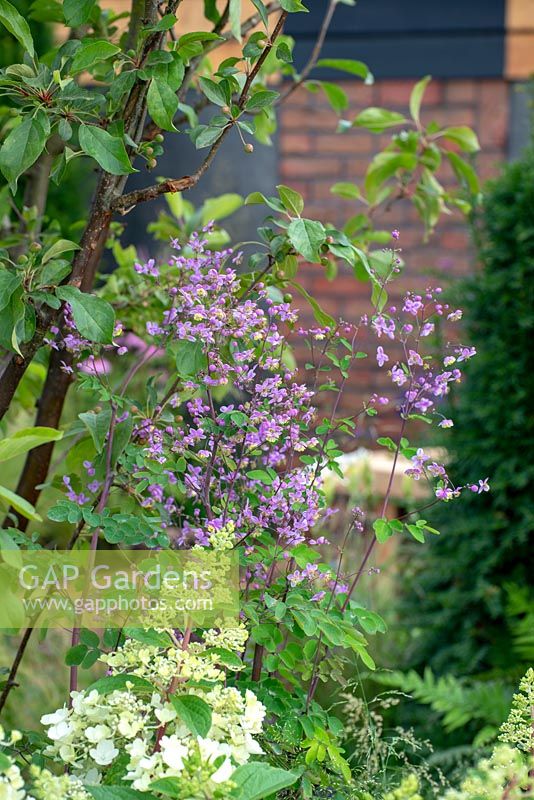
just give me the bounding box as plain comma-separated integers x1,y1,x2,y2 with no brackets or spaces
279,79,509,441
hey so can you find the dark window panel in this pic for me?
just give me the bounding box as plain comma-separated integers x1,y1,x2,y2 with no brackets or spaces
285,0,505,35
290,32,504,78
285,0,505,78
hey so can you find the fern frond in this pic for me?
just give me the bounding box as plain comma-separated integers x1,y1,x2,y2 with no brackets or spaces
374,669,513,740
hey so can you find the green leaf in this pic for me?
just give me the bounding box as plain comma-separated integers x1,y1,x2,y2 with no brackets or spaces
147,13,176,32
331,182,361,200
276,41,293,63
316,58,371,82
365,152,417,204
410,75,431,125
318,81,348,114
65,644,87,666
41,238,80,264
198,76,228,106
277,184,303,216
38,259,72,287
201,193,243,224
250,0,268,27
0,111,49,192
203,0,220,24
229,0,242,41
147,79,179,131
291,282,335,329
29,0,63,24
79,408,112,453
0,483,42,521
0,270,21,312
246,90,279,111
0,427,63,463
0,528,24,569
407,523,426,543
63,0,95,26
447,152,480,195
80,629,100,648
244,191,284,212
281,253,298,278
246,468,275,485
327,746,351,783
373,518,393,544
353,107,407,133
7,288,29,356
438,126,480,153
279,0,308,12
147,779,181,798
177,31,223,62
203,647,244,669
79,125,135,176
123,628,172,648
0,752,12,771
231,763,300,800
151,53,185,93
71,40,121,74
87,674,155,695
82,649,101,669
56,285,115,343
170,694,212,737
0,0,34,56
174,339,207,377
377,436,396,452
194,125,224,149
0,288,22,353
287,218,325,263
86,788,156,800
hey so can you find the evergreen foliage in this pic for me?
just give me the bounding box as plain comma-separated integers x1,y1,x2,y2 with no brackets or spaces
403,148,534,678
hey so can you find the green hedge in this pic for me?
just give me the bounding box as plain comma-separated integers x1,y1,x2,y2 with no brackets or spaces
402,148,534,678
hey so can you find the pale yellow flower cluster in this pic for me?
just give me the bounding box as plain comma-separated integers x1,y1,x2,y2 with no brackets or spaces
0,725,32,800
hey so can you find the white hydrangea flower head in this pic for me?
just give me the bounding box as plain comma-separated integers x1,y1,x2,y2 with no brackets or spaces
39,630,266,796
30,767,90,800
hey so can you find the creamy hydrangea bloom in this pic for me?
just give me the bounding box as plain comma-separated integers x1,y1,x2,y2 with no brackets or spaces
30,767,89,800
243,689,266,733
202,622,249,653
41,686,155,770
160,735,188,770
0,727,35,800
88,739,119,766
0,764,31,800
40,707,72,742
40,632,266,796
100,639,225,687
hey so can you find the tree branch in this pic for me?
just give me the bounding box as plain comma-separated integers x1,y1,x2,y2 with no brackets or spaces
0,627,33,716
143,1,281,140
3,348,74,532
116,10,288,214
125,0,146,52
